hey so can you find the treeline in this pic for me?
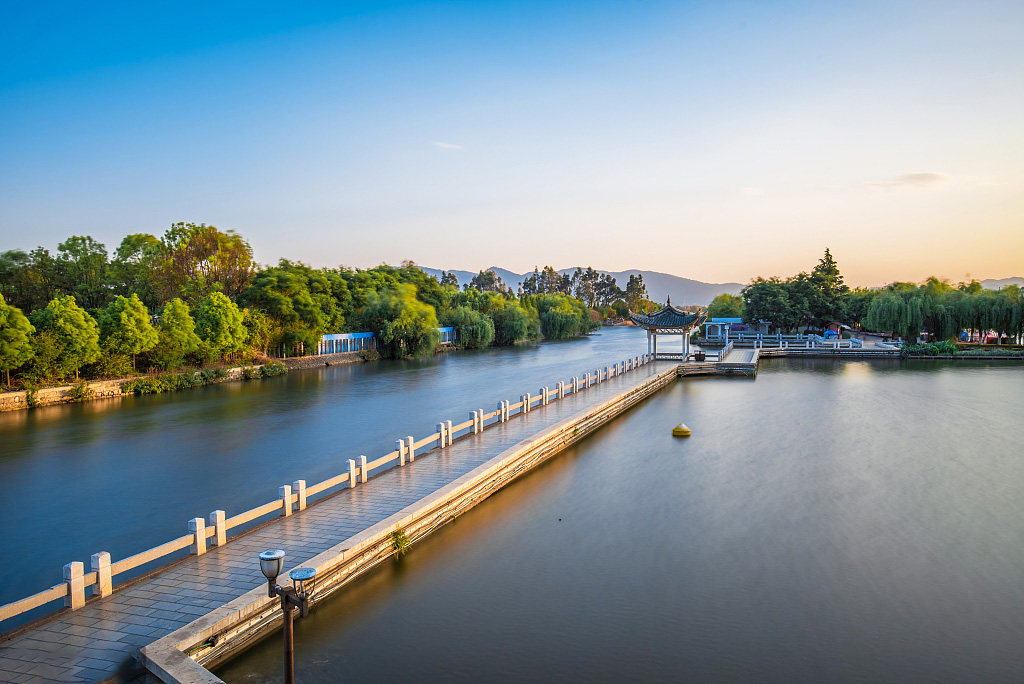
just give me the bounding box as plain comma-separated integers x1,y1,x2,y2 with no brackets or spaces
0,224,604,389
447,265,655,317
863,279,1024,343
713,248,1023,343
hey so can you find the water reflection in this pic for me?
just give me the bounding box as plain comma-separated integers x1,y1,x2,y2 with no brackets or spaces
217,358,1024,683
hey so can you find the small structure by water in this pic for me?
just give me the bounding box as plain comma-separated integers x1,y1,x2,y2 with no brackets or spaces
630,298,706,360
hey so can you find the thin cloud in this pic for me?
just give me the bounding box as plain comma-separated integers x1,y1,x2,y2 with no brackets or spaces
432,141,463,150
868,172,950,188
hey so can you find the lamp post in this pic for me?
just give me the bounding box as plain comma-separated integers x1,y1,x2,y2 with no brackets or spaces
258,550,317,684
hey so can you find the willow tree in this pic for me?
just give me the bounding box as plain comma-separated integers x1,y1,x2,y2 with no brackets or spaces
357,284,439,358
864,289,926,342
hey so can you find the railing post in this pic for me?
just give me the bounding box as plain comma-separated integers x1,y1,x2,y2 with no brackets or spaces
90,552,112,598
360,455,368,483
63,561,85,610
397,439,406,466
279,485,292,517
478,408,484,431
293,480,307,511
407,436,415,462
558,381,565,399
189,518,207,555
348,458,357,488
209,510,227,547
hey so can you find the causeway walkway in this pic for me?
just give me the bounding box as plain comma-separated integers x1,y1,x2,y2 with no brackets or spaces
0,362,674,683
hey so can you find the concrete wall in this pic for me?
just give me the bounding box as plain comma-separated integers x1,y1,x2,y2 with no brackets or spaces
0,367,253,413
281,351,364,371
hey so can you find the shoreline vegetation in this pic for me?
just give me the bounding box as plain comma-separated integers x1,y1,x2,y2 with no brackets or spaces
1,223,660,396
709,249,1024,346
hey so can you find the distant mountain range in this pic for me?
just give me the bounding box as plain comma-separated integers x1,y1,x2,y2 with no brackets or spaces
981,277,1024,289
418,266,743,307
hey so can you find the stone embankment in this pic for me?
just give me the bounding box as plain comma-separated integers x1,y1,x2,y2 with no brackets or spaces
0,352,364,413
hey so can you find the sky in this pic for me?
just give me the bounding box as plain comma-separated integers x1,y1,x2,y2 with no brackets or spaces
1,0,1022,287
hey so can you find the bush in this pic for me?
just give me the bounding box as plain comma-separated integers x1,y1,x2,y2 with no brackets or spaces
243,366,262,380
358,348,380,362
901,340,958,357
68,379,94,401
261,360,287,376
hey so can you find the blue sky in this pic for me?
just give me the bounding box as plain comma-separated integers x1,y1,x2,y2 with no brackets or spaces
1,1,1022,285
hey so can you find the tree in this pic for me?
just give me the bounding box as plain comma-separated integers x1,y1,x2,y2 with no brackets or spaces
806,248,850,326
100,294,158,369
0,293,34,386
242,261,344,356
156,223,255,302
439,271,460,288
356,284,439,358
625,274,648,312
707,293,744,319
467,269,508,293
29,295,101,379
527,293,597,339
0,248,57,312
194,292,247,360
491,303,531,345
110,233,164,310
864,289,926,342
742,277,800,332
443,306,495,349
150,298,202,370
54,236,111,310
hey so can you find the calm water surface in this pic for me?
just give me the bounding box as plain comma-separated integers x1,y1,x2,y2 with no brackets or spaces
217,358,1024,683
0,327,647,618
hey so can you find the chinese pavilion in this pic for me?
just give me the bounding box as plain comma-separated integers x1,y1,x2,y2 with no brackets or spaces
629,297,707,360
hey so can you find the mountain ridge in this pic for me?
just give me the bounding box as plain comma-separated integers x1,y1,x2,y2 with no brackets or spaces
418,266,743,306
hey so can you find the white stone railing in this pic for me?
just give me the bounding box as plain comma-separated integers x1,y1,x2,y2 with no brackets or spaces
0,352,657,630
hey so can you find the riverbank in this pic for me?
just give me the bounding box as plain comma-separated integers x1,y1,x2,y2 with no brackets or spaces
0,351,364,412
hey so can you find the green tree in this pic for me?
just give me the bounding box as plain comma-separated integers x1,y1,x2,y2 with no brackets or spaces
443,306,495,349
109,233,164,310
195,292,247,360
467,269,508,293
100,294,158,369
625,274,648,312
707,293,744,319
29,295,101,379
356,284,439,358
54,236,111,310
156,222,256,302
742,277,799,332
242,261,344,355
149,298,202,370
491,303,531,345
0,293,35,385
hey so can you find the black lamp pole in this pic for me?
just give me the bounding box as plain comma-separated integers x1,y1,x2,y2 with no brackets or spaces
259,550,316,684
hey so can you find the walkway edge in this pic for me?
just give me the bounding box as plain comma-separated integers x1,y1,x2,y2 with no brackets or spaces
140,365,679,683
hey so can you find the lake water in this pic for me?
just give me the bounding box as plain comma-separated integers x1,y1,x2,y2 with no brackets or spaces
0,327,651,622
216,357,1024,683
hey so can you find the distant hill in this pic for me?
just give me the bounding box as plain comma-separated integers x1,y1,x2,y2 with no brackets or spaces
418,266,742,306
982,277,1024,289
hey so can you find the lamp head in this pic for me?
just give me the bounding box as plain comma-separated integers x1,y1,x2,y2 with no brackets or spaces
258,549,285,583
289,567,317,600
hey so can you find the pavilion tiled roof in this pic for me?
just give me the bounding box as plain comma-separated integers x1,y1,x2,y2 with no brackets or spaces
629,304,706,330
